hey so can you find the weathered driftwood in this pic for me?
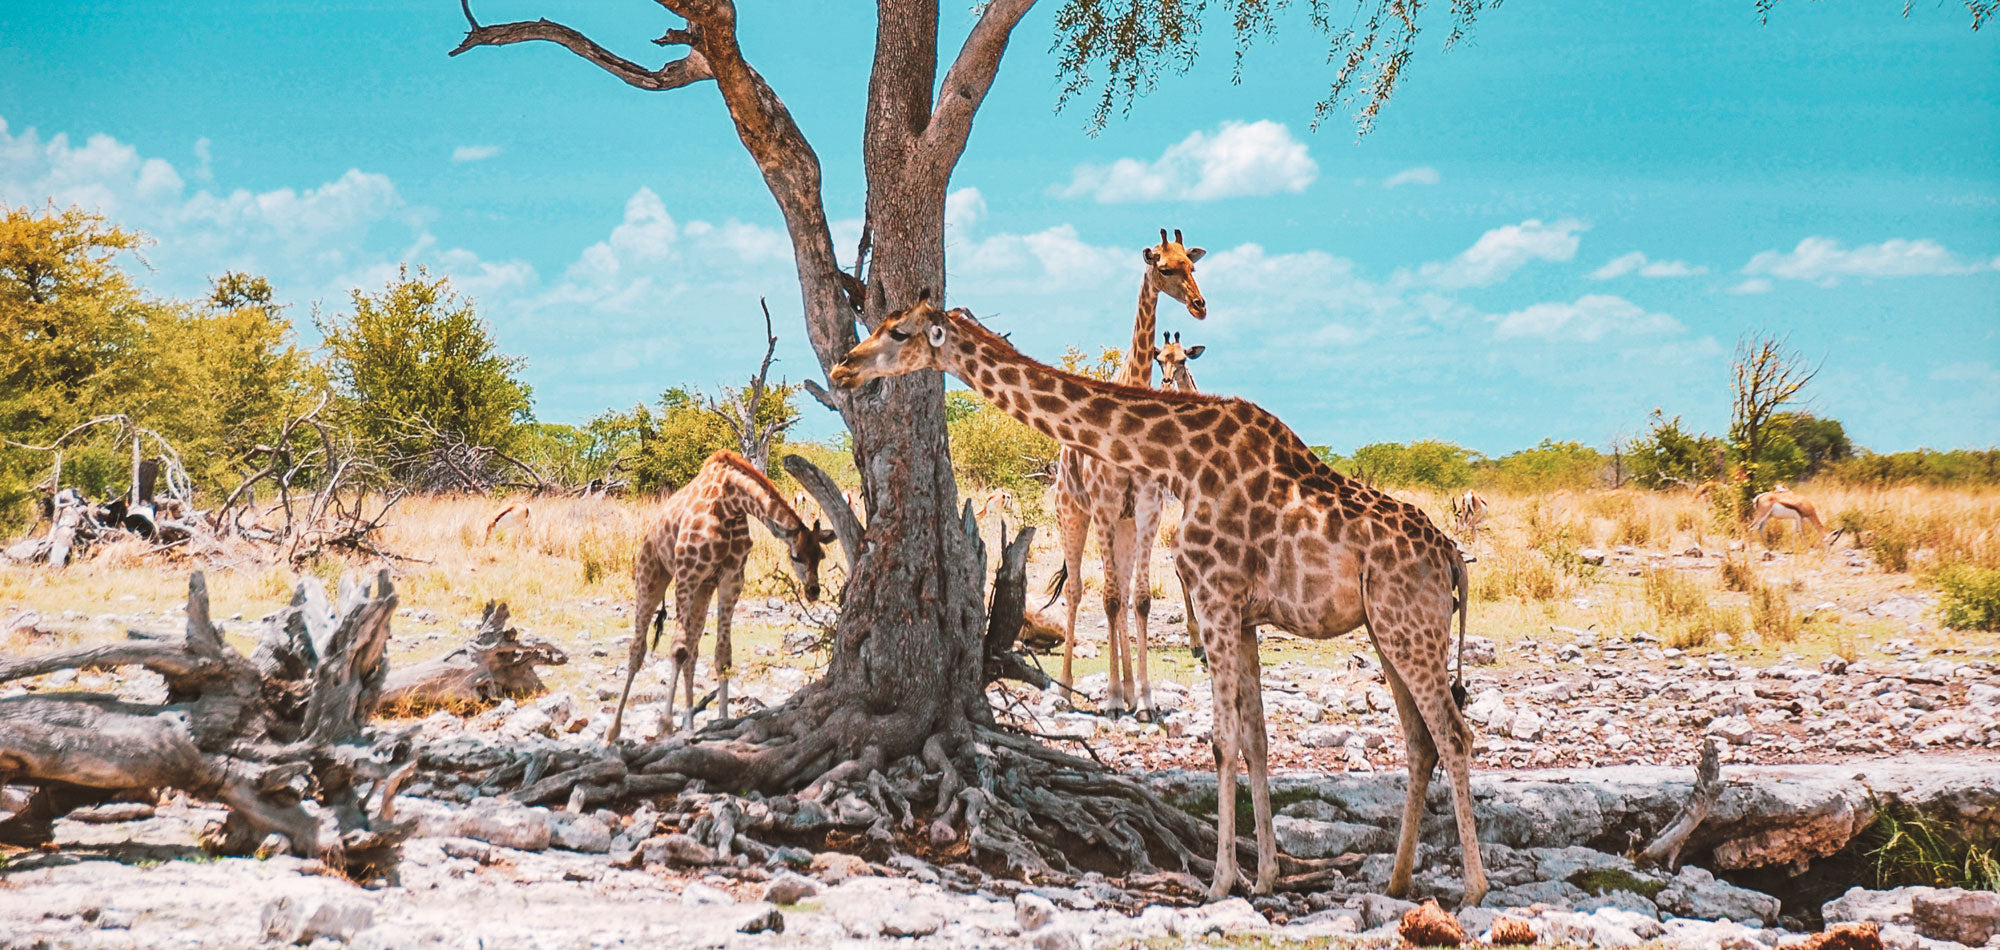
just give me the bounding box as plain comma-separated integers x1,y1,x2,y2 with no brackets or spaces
0,571,414,878
1639,736,1723,869
377,602,567,711
982,520,1051,689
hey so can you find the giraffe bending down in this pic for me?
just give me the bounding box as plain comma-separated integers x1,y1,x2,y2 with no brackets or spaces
832,299,1485,905
606,451,836,743
1049,229,1207,717
1451,490,1489,545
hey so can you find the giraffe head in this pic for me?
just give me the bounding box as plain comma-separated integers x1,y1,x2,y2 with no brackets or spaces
829,294,952,387
781,519,839,601
1144,228,1207,319
1155,331,1205,391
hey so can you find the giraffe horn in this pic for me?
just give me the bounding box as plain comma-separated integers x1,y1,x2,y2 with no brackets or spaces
1159,228,1169,246
1174,228,1183,245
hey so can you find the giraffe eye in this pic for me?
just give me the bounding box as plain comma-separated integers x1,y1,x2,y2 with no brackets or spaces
888,328,912,342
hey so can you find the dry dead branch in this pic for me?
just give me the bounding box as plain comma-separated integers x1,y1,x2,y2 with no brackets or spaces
378,601,568,711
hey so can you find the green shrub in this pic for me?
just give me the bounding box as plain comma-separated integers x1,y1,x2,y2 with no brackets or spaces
1935,564,2000,631
946,392,1056,493
1863,803,2000,890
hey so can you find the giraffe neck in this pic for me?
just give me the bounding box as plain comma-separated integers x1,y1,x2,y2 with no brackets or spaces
941,312,1217,499
1117,280,1160,388
713,455,808,536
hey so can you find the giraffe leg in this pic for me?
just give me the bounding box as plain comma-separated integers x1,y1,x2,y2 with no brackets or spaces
1378,650,1437,900
1194,595,1244,901
1370,577,1488,907
1234,620,1278,895
1097,518,1130,716
608,547,669,744
714,564,745,723
1058,496,1089,696
669,582,714,733
1129,485,1165,717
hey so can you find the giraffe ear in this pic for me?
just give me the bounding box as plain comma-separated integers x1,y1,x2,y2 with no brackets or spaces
927,323,947,347
1186,345,1205,359
1142,246,1161,264
1186,247,1207,262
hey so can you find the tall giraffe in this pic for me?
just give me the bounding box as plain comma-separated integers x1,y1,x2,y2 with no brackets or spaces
1049,229,1207,716
606,451,836,743
831,299,1484,905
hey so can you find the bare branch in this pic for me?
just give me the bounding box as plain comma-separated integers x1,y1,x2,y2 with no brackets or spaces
782,454,862,570
916,0,1038,187
450,3,713,91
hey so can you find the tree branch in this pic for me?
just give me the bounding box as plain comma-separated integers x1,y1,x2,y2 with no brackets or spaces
782,454,862,570
915,0,1037,188
450,1,713,91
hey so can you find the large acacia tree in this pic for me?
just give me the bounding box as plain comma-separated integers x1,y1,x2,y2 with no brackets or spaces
446,0,1989,877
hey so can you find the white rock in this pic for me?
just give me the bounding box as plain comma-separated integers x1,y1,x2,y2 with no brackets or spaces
260,897,373,945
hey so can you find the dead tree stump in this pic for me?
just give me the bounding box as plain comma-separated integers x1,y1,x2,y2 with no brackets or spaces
0,571,414,879
377,602,567,711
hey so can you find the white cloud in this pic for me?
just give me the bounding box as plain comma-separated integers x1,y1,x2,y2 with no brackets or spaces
1056,120,1317,203
1491,294,1682,342
1589,251,1706,280
1382,166,1439,188
945,187,985,237
1742,236,1995,285
1726,278,1773,295
1408,218,1588,290
451,144,503,163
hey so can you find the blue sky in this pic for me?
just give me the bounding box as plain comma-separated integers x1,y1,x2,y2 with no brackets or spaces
3,0,1995,454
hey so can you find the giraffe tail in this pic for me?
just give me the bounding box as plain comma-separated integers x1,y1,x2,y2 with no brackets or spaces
649,605,669,651
1043,563,1070,611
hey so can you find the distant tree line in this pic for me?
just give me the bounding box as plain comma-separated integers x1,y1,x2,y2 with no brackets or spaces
5,204,1992,533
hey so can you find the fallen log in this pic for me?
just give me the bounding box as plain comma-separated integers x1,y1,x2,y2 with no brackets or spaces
376,602,567,711
0,571,414,879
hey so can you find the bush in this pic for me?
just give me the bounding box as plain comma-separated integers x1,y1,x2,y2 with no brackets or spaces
1624,410,1725,490
1719,555,1756,593
1935,565,2000,631
946,391,1056,493
1349,440,1477,492
1645,567,1725,649
1475,439,1607,494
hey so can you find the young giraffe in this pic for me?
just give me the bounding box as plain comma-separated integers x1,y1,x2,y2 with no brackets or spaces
831,299,1484,904
606,451,836,743
1049,229,1207,716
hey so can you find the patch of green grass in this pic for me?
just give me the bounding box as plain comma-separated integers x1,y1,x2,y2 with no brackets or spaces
1862,803,2000,891
1935,564,2000,632
1568,867,1667,899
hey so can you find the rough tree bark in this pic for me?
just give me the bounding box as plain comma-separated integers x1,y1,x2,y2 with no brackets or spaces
377,601,569,711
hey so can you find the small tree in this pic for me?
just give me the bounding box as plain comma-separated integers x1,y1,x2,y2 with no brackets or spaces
704,299,799,471
317,266,532,485
1625,410,1726,490
1730,334,1821,499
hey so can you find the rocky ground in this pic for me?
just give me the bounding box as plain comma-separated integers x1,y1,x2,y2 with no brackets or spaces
6,537,2000,949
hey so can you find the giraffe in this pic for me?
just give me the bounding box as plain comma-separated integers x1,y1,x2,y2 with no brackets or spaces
830,298,1485,905
1155,331,1205,393
1451,490,1489,546
1048,229,1207,717
606,450,836,743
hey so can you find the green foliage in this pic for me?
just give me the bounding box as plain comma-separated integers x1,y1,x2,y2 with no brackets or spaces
1348,440,1476,492
1475,439,1607,493
1862,803,2000,891
618,386,796,494
1625,410,1725,490
946,391,1057,493
1771,412,1852,476
0,209,315,525
1568,868,1666,900
316,265,531,461
1058,345,1122,382
1935,564,2000,632
1824,449,2000,487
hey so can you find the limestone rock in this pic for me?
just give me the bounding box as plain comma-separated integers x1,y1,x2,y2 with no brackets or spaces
1655,866,1780,926
761,871,821,905
547,812,611,853
1358,893,1419,929
734,903,784,935
1015,892,1057,932
1910,888,2000,945
1186,897,1269,935
260,897,373,945
1272,815,1388,858
639,833,716,867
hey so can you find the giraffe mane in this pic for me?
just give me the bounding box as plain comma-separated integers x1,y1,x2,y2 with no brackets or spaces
949,310,1222,406
706,450,797,515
